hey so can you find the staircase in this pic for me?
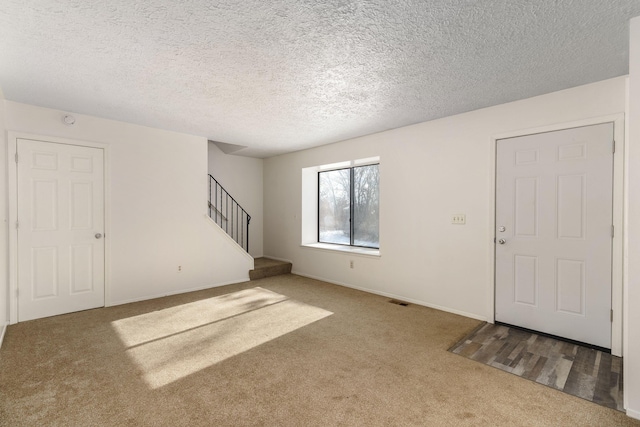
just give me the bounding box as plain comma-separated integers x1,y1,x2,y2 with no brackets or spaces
208,175,291,279
250,258,292,280
209,174,251,252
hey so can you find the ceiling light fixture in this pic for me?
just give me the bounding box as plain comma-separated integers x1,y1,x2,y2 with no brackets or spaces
62,115,76,125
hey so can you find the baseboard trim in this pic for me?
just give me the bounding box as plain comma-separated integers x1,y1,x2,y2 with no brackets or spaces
107,278,250,307
291,270,487,322
626,408,640,420
0,323,7,349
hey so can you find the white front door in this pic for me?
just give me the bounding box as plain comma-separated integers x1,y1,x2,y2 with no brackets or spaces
17,138,105,321
495,123,613,349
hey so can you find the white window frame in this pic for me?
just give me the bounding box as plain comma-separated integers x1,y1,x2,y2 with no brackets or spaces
301,157,380,257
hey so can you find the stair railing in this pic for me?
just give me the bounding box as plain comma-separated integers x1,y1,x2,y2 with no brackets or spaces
208,174,251,253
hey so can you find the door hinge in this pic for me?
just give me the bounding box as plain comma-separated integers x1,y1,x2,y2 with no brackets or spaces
14,152,18,163
15,220,19,230
612,140,616,154
611,225,615,238
611,309,614,322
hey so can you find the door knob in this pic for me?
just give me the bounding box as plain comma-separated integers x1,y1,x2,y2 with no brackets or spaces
95,233,103,239
498,239,506,244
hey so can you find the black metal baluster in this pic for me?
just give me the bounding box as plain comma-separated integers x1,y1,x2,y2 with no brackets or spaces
240,209,245,248
246,215,250,252
207,174,251,253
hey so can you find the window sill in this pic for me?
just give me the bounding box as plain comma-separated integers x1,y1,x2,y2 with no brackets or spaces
301,243,381,257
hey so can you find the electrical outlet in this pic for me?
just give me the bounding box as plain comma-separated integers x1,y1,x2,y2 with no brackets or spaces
178,265,182,272
452,214,466,225
350,260,354,269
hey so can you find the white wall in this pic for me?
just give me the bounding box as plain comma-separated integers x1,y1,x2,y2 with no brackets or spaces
264,77,626,322
207,142,264,258
1,101,252,314
625,16,640,420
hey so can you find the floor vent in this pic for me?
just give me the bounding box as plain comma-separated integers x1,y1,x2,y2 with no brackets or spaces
389,299,409,307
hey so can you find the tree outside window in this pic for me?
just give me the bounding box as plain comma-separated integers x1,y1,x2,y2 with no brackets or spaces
318,164,379,249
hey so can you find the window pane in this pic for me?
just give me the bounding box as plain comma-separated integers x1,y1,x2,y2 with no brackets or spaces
319,169,350,245
353,165,379,248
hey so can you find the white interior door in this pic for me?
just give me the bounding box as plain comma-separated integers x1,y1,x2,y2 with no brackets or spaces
495,123,613,349
17,138,105,321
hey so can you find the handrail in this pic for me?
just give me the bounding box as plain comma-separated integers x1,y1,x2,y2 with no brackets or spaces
208,174,251,252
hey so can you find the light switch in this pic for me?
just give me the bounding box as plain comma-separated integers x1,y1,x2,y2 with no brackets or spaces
452,214,466,225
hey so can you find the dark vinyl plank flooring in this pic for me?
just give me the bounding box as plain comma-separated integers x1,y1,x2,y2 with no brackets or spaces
449,323,623,411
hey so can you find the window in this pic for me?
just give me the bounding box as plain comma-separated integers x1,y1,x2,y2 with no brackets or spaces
318,164,379,249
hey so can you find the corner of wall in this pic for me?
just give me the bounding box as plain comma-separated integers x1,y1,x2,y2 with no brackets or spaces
624,15,640,419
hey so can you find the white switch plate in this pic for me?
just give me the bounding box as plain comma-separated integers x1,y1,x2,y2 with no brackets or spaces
452,214,466,224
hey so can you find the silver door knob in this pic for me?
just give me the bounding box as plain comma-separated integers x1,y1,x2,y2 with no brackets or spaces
95,233,103,239
498,239,506,244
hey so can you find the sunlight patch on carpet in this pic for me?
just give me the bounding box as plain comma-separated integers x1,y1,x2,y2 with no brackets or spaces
112,287,288,347
111,287,332,389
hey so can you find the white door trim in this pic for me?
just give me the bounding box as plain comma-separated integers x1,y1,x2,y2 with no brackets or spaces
7,132,111,324
488,114,625,356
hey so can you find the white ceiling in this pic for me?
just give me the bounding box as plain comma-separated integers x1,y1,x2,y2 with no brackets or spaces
1,1,639,158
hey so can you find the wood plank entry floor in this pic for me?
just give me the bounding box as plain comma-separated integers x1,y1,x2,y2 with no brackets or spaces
449,323,623,411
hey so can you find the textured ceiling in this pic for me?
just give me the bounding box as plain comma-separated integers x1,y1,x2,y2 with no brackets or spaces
1,1,639,158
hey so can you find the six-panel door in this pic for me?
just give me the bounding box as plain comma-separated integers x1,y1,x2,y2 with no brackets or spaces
17,139,105,321
495,123,614,349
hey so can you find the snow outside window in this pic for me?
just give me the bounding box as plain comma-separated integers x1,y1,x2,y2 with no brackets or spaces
318,164,379,249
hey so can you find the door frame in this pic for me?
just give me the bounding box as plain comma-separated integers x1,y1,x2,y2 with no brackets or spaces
488,114,625,356
7,132,111,324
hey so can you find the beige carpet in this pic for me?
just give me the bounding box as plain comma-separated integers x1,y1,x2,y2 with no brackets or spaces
1,274,638,426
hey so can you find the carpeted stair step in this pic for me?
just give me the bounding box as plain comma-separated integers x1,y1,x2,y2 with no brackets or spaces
250,257,292,280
